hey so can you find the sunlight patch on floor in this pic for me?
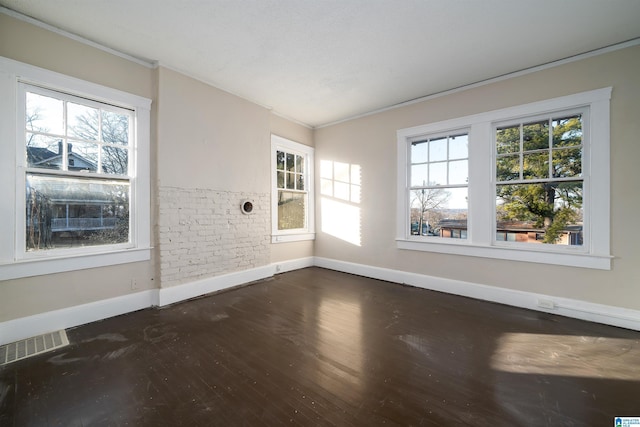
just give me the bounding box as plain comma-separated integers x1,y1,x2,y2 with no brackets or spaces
491,333,640,380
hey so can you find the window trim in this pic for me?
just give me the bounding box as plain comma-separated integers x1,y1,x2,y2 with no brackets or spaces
396,87,612,269
0,56,151,280
19,83,137,259
492,107,588,251
271,134,315,243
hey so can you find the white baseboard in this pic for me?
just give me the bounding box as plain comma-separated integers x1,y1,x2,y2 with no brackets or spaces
157,265,274,307
0,290,157,346
0,260,319,346
314,257,640,331
3,256,638,346
273,256,315,274
157,257,315,307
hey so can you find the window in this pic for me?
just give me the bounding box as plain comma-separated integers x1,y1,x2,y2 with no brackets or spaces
397,88,611,269
495,112,584,247
24,85,133,251
409,132,469,238
271,135,315,243
0,56,151,280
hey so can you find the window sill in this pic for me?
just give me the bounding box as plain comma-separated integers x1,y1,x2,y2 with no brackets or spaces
396,239,611,270
0,247,152,280
272,233,315,244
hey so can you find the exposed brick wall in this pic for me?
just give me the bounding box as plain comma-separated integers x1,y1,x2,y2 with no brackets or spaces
158,186,270,287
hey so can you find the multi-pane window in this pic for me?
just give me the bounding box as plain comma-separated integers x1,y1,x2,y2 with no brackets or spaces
397,88,611,269
271,135,315,242
0,56,150,280
23,84,133,251
409,132,469,238
495,111,584,246
276,150,306,230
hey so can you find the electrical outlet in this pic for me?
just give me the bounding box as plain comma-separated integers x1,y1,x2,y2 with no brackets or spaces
131,278,138,290
537,298,556,309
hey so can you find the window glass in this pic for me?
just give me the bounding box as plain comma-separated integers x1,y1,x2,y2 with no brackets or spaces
278,191,305,230
286,172,296,190
449,160,468,185
429,137,447,161
102,110,129,145
286,153,295,172
296,154,304,173
276,151,285,170
26,174,129,251
26,92,64,134
68,102,99,141
397,88,610,269
449,134,468,159
495,113,583,246
411,140,428,163
23,87,133,252
273,138,313,235
522,120,549,151
410,164,428,187
0,58,152,279
102,146,128,175
409,132,469,239
496,125,519,154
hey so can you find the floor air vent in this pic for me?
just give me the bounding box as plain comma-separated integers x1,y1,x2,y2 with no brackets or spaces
0,330,69,366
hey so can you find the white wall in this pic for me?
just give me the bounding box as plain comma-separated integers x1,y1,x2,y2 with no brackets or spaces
155,67,271,287
314,45,640,312
1,9,637,341
0,13,311,333
0,13,157,323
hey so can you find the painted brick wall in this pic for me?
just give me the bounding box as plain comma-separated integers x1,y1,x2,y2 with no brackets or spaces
158,186,270,287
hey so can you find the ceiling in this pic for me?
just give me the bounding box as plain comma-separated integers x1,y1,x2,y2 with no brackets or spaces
2,1,640,128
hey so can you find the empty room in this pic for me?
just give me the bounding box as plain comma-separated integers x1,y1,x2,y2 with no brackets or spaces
1,1,639,425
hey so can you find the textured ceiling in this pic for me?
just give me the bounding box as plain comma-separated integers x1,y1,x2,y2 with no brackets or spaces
1,0,640,127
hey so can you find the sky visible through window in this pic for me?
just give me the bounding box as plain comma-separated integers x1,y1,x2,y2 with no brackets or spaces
411,133,468,210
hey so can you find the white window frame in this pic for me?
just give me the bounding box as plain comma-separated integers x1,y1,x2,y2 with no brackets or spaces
396,88,612,269
271,134,315,243
0,56,151,280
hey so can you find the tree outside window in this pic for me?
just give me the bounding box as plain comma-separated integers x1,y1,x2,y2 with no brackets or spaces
495,113,584,245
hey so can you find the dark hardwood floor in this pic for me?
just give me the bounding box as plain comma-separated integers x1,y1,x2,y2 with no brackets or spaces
1,267,639,426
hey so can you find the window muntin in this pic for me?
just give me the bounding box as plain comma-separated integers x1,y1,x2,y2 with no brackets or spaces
22,85,133,252
409,132,469,238
271,135,315,242
495,111,585,247
396,88,611,269
0,56,151,280
276,149,307,231
25,87,132,176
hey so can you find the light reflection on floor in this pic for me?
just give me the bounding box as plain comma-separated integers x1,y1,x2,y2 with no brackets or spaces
491,333,640,379
316,297,363,392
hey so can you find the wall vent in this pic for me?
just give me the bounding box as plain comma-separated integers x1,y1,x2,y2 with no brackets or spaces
0,330,69,366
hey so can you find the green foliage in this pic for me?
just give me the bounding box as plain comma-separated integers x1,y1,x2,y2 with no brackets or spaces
497,184,554,227
543,207,578,244
495,115,583,244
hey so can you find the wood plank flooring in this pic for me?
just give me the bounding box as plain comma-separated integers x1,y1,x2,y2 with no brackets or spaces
1,267,639,426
